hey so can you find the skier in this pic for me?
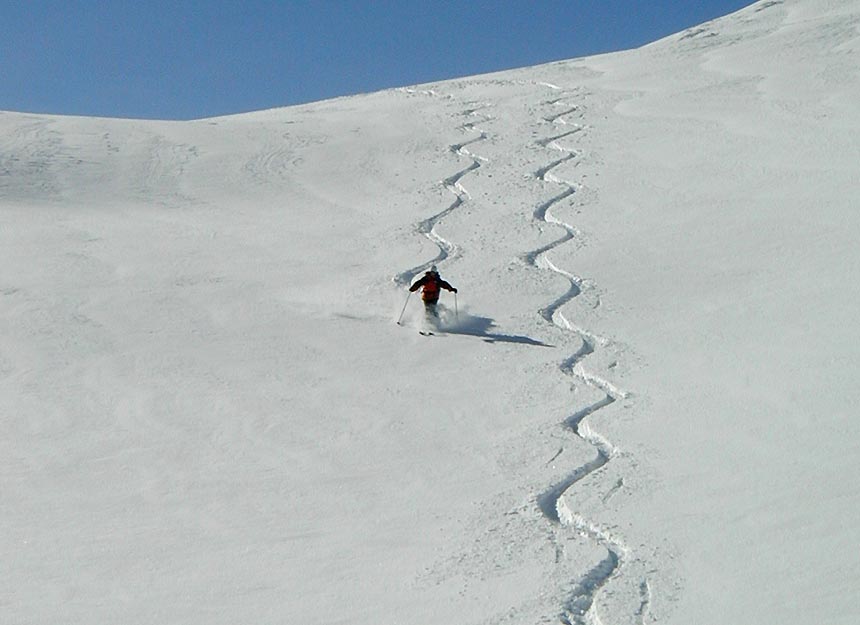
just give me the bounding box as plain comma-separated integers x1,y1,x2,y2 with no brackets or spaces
409,265,457,319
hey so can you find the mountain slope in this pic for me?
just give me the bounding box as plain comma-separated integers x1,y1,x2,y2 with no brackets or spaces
3,1,859,623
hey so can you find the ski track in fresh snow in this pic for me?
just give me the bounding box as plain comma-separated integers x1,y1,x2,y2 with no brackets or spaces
525,91,647,625
392,83,649,625
393,101,491,287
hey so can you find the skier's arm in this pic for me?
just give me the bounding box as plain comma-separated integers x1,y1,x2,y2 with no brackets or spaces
439,280,457,293
409,276,427,292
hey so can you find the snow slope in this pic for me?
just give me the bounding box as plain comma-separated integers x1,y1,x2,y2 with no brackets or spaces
3,1,860,623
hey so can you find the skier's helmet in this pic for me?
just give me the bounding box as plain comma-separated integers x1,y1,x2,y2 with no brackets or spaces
429,265,438,274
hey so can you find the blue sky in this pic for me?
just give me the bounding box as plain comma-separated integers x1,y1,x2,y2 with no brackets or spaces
1,1,754,120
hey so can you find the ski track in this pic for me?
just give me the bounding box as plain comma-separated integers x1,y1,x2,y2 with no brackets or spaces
392,86,653,623
393,98,491,288
526,90,647,625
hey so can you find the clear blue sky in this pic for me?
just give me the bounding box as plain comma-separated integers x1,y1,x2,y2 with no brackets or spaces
1,1,754,120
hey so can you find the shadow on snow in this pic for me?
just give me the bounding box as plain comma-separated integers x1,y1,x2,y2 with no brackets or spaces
441,311,553,347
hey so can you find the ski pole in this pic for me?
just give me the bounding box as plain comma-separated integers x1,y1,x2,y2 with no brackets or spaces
397,291,412,325
454,292,459,320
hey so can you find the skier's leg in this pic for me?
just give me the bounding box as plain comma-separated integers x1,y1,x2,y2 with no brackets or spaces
423,301,439,328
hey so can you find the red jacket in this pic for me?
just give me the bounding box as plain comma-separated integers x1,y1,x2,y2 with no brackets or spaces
409,271,456,304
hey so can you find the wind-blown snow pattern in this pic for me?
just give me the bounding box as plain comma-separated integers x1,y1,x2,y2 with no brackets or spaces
4,2,860,625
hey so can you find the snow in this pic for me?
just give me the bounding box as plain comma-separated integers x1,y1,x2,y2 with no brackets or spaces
3,1,860,623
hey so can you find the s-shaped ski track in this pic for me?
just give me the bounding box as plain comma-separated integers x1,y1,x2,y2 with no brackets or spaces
394,96,492,289
526,88,651,625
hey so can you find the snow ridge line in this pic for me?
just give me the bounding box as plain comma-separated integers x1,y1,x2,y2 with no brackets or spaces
393,102,492,287
526,94,637,625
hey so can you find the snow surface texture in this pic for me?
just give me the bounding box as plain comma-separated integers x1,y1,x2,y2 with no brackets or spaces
3,1,860,623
